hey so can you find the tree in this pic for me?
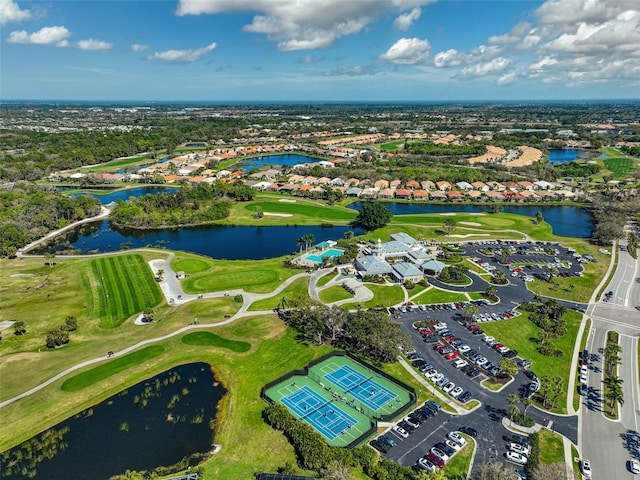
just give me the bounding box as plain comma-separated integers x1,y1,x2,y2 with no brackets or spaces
46,326,70,348
549,376,564,409
484,284,497,298
143,308,155,322
352,202,393,231
604,343,622,375
297,236,306,253
535,211,544,225
13,320,26,335
531,462,567,480
343,230,354,240
443,218,457,235
604,374,624,415
521,396,533,417
321,460,355,480
462,303,479,321
506,393,521,421
64,316,78,331
44,252,56,267
472,462,519,480
500,358,519,376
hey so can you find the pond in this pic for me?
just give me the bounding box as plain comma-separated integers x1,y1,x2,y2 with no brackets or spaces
233,153,321,172
347,202,594,238
548,149,581,164
1,363,225,480
31,222,361,259
69,186,179,204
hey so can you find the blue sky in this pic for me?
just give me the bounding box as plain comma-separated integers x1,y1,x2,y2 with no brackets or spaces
1,0,639,101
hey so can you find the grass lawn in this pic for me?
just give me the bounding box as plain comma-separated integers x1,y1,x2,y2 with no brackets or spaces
225,195,357,226
181,332,251,352
604,157,635,178
378,140,404,152
316,270,338,287
537,428,565,464
343,284,405,308
175,252,300,294
574,318,592,412
413,288,471,305
78,155,151,173
318,285,353,303
443,435,474,480
481,310,582,413
247,277,310,311
60,345,165,392
88,254,162,328
571,444,581,479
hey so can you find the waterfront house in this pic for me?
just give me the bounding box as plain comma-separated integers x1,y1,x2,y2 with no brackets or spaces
406,180,420,190
436,181,451,191
421,180,436,190
395,188,411,200
378,188,395,200
412,189,428,201
345,187,363,197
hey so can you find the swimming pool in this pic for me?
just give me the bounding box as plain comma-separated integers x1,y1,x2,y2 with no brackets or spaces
306,248,345,263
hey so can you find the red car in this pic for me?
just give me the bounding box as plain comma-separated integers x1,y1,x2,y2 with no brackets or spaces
426,452,445,468
468,325,480,331
435,344,446,351
492,343,504,350
444,352,458,360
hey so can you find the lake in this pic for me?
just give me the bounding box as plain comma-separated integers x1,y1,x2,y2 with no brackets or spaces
347,202,594,238
1,363,225,480
234,153,321,172
32,222,362,259
548,149,581,164
70,186,179,204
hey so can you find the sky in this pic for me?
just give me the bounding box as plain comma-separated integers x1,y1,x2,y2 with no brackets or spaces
1,0,639,102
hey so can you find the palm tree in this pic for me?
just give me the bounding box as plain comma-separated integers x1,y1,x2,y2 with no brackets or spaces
343,230,354,240
462,303,479,321
297,236,306,253
506,394,521,420
521,397,533,417
604,375,624,415
605,343,622,375
485,284,497,299
535,211,544,224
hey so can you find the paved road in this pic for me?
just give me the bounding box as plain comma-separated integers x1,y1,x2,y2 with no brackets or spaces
581,241,640,479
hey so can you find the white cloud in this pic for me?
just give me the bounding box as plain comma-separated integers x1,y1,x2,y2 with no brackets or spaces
175,0,435,50
7,26,71,46
379,37,430,65
535,0,630,25
146,42,217,63
433,49,463,68
488,22,531,45
77,39,113,51
131,43,149,52
433,44,502,68
323,64,378,76
497,72,518,85
0,0,30,25
455,57,511,78
393,7,421,31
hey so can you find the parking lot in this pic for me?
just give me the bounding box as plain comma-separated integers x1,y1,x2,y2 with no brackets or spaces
374,239,583,473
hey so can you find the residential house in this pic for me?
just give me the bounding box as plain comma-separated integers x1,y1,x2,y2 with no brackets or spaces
467,190,483,201
517,181,535,191
412,189,428,201
430,191,447,201
360,187,379,199
421,180,436,190
378,188,395,200
485,190,505,201
345,187,363,197
374,179,389,189
471,181,490,192
436,181,451,191
447,190,465,201
486,181,506,191
389,179,402,190
395,188,411,200
456,181,473,191
405,180,420,190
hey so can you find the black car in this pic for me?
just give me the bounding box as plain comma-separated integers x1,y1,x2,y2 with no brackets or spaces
371,439,389,453
398,421,416,433
434,442,455,457
504,433,530,445
503,349,518,358
425,400,442,411
459,426,478,437
458,391,472,403
467,368,481,378
524,370,537,381
378,435,397,448
419,406,436,417
410,411,428,422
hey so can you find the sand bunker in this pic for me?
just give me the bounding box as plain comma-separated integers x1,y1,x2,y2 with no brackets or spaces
459,221,482,226
279,199,296,203
439,213,457,216
264,212,293,217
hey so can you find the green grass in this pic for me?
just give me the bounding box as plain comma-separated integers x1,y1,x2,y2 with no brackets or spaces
172,257,211,273
318,285,353,303
443,435,474,480
176,253,299,294
181,332,251,352
344,284,405,308
537,429,564,464
603,157,635,177
571,444,581,479
481,310,582,413
88,254,162,328
378,140,404,152
413,288,471,304
316,271,337,287
60,345,165,392
78,155,151,173
574,318,592,412
247,277,310,311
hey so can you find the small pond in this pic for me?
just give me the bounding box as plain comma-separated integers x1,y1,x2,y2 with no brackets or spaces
347,202,594,238
233,153,321,172
1,363,225,480
32,222,361,259
548,149,582,164
69,186,179,204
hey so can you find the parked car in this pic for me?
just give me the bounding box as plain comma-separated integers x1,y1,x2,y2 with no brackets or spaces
628,458,640,474
445,439,462,452
416,457,435,472
371,439,389,453
433,444,452,460
509,443,530,456
580,459,592,478
378,435,397,448
579,382,588,396
430,447,449,462
426,452,445,468
448,431,467,446
506,451,528,465
443,382,456,393
398,420,416,433
458,391,473,403
459,426,478,437
504,433,530,445
451,386,464,398
392,425,409,438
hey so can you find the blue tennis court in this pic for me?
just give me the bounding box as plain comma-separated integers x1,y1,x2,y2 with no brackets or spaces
281,385,357,441
324,365,397,410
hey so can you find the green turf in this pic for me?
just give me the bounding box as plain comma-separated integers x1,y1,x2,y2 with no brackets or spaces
378,140,404,152
413,288,471,304
603,157,635,177
88,254,162,328
537,429,564,464
60,345,165,392
318,285,353,303
481,311,581,413
316,271,337,287
172,258,211,274
343,284,404,308
247,277,310,311
181,332,251,352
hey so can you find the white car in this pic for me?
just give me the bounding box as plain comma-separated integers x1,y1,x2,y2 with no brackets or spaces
476,357,488,367
431,447,449,461
580,365,588,376
506,451,528,465
424,369,438,379
497,346,510,354
431,373,445,383
416,457,435,472
443,382,456,393
448,431,467,446
458,345,471,354
483,335,495,344
453,359,468,369
629,458,640,474
451,387,464,398
392,425,409,438
579,373,588,384
446,439,462,451
509,443,530,456
580,459,592,478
